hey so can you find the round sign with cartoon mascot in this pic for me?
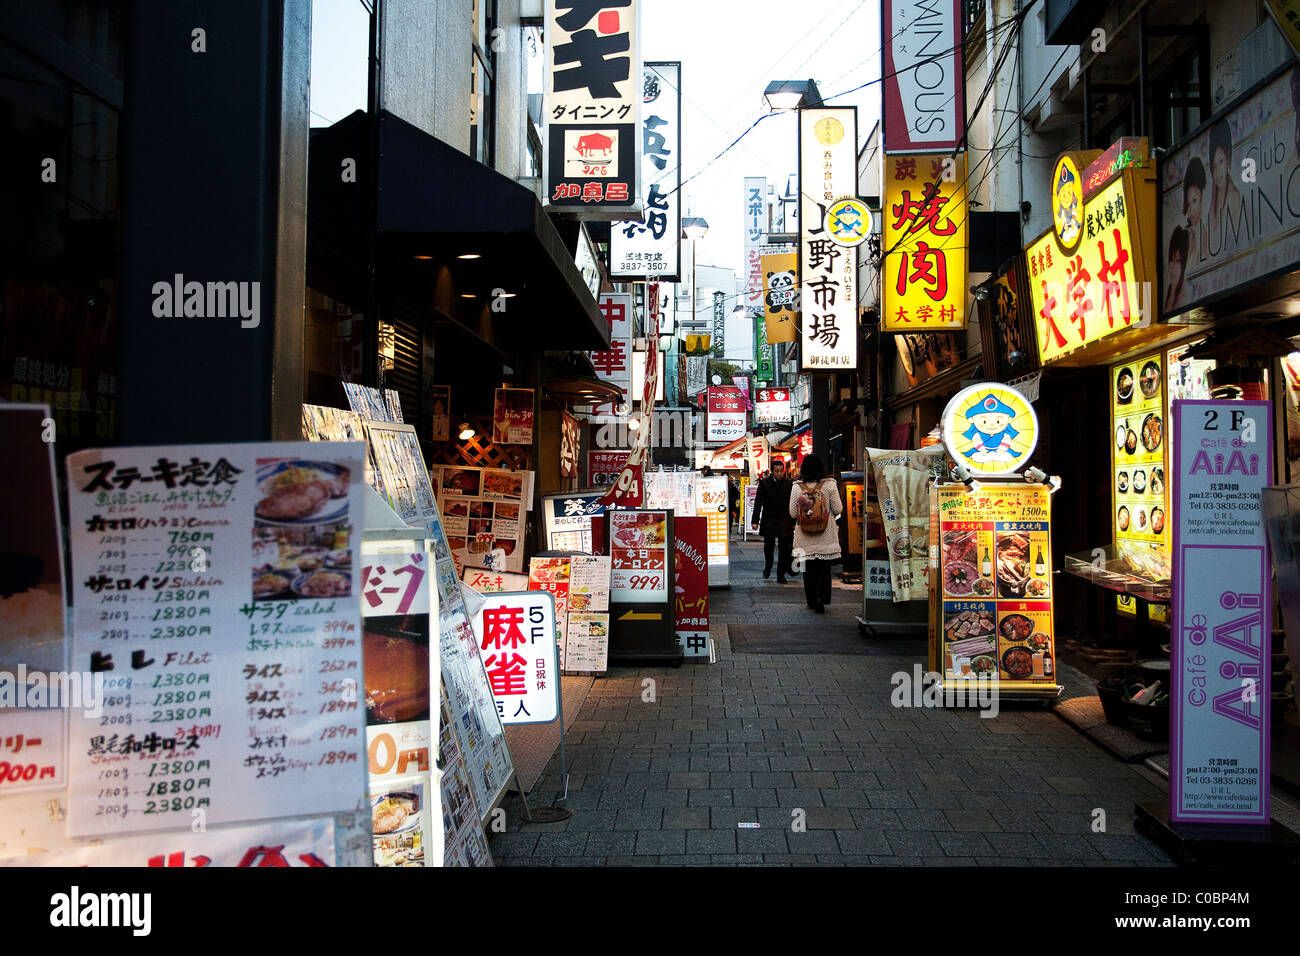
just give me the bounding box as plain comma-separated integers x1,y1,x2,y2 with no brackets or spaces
1051,155,1084,252
940,383,1039,477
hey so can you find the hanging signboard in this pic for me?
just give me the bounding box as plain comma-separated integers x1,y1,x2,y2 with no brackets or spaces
1170,399,1273,825
799,107,859,370
610,61,681,278
64,441,369,836
1025,165,1157,365
754,387,792,424
761,250,798,345
706,385,747,442
543,0,642,217
588,293,634,416
931,483,1060,698
753,316,775,380
492,388,535,446
685,355,708,396
471,591,560,725
882,153,969,330
882,0,964,153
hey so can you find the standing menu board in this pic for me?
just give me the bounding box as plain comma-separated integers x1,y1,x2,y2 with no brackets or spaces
610,511,670,602
1171,400,1272,825
65,442,369,836
541,491,605,552
932,483,1060,697
696,475,730,587
430,465,532,573
1111,351,1169,581
673,516,710,658
365,422,440,534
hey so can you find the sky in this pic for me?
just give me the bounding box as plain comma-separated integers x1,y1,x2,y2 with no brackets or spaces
309,0,883,280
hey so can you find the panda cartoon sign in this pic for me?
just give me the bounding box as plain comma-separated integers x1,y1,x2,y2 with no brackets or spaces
939,382,1039,477
760,251,798,344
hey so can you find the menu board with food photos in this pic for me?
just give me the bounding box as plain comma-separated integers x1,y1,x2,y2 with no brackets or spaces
64,441,371,836
430,465,534,574
1111,350,1172,622
934,483,1059,694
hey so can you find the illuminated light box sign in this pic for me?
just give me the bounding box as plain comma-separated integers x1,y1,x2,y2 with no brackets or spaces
882,153,969,331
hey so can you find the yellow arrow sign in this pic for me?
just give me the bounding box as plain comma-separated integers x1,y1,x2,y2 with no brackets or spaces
618,610,662,622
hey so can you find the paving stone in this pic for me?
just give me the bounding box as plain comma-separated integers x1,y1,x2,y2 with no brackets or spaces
687,788,735,807
534,832,590,856
667,771,709,790
786,829,840,854
943,809,1003,832
614,808,664,830
835,828,891,855
634,830,685,855
737,829,789,854
661,807,711,829
686,829,738,854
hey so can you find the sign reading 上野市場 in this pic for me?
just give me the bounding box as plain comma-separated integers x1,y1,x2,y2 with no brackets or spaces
1025,165,1157,365
761,250,798,345
471,591,560,725
610,62,681,278
882,0,964,154
543,0,641,217
799,107,859,371
882,153,969,331
939,383,1039,478
1171,399,1273,825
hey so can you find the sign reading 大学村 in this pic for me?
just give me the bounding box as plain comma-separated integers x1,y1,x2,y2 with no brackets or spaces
1171,399,1272,825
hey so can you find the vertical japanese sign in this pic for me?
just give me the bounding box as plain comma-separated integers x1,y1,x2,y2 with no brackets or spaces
744,177,767,307
598,337,660,508
609,511,669,602
471,592,560,725
706,385,747,442
685,355,708,397
882,153,968,330
65,442,369,836
610,61,681,278
761,250,798,344
711,291,726,358
560,410,581,478
747,434,770,478
753,318,775,381
673,516,710,657
1026,167,1156,365
934,484,1057,691
696,476,730,572
799,107,859,370
1171,400,1272,825
882,0,964,153
588,292,633,416
544,0,642,216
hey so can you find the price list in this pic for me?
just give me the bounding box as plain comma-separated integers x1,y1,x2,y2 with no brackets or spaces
65,442,369,837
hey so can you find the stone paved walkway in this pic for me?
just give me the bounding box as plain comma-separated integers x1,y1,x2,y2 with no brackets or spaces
492,537,1176,866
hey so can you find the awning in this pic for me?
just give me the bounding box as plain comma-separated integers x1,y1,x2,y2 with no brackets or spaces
773,420,811,451
309,110,610,351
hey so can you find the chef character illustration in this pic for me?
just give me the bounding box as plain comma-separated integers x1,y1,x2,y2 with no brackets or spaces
960,393,1020,463
1054,163,1081,245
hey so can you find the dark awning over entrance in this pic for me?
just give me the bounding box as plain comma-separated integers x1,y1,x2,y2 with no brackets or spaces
309,110,609,351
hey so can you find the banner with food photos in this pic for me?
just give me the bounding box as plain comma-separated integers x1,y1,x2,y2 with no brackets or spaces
866,447,946,601
64,442,370,837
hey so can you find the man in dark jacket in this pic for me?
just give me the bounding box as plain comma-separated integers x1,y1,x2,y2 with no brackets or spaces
751,458,797,582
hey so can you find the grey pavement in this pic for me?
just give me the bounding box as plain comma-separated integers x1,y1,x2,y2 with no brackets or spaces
492,535,1176,866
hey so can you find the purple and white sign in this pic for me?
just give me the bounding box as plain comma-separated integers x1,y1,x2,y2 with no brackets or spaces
1171,400,1273,825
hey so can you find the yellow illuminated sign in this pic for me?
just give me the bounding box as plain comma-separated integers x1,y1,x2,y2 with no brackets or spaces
882,154,968,331
1025,167,1157,365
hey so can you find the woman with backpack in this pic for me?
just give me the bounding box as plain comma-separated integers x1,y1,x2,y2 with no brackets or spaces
788,454,842,613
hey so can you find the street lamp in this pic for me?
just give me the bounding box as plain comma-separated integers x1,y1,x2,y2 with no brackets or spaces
763,79,823,111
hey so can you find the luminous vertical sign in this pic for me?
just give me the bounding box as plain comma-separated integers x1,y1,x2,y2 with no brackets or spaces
544,0,642,216
744,177,771,379
711,290,725,359
588,293,633,416
761,250,798,344
882,153,968,330
610,61,681,277
1171,400,1272,825
799,107,859,371
882,0,964,153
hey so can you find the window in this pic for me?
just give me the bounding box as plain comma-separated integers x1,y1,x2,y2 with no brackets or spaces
471,0,496,165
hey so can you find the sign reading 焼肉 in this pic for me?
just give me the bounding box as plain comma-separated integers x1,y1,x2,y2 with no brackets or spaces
471,591,559,725
543,0,641,216
799,107,859,371
883,153,968,331
1171,400,1273,825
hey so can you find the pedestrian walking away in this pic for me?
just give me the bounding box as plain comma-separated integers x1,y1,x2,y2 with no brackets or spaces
751,458,796,582
789,454,841,613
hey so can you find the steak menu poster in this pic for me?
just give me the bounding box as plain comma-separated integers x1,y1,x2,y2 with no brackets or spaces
65,442,369,836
